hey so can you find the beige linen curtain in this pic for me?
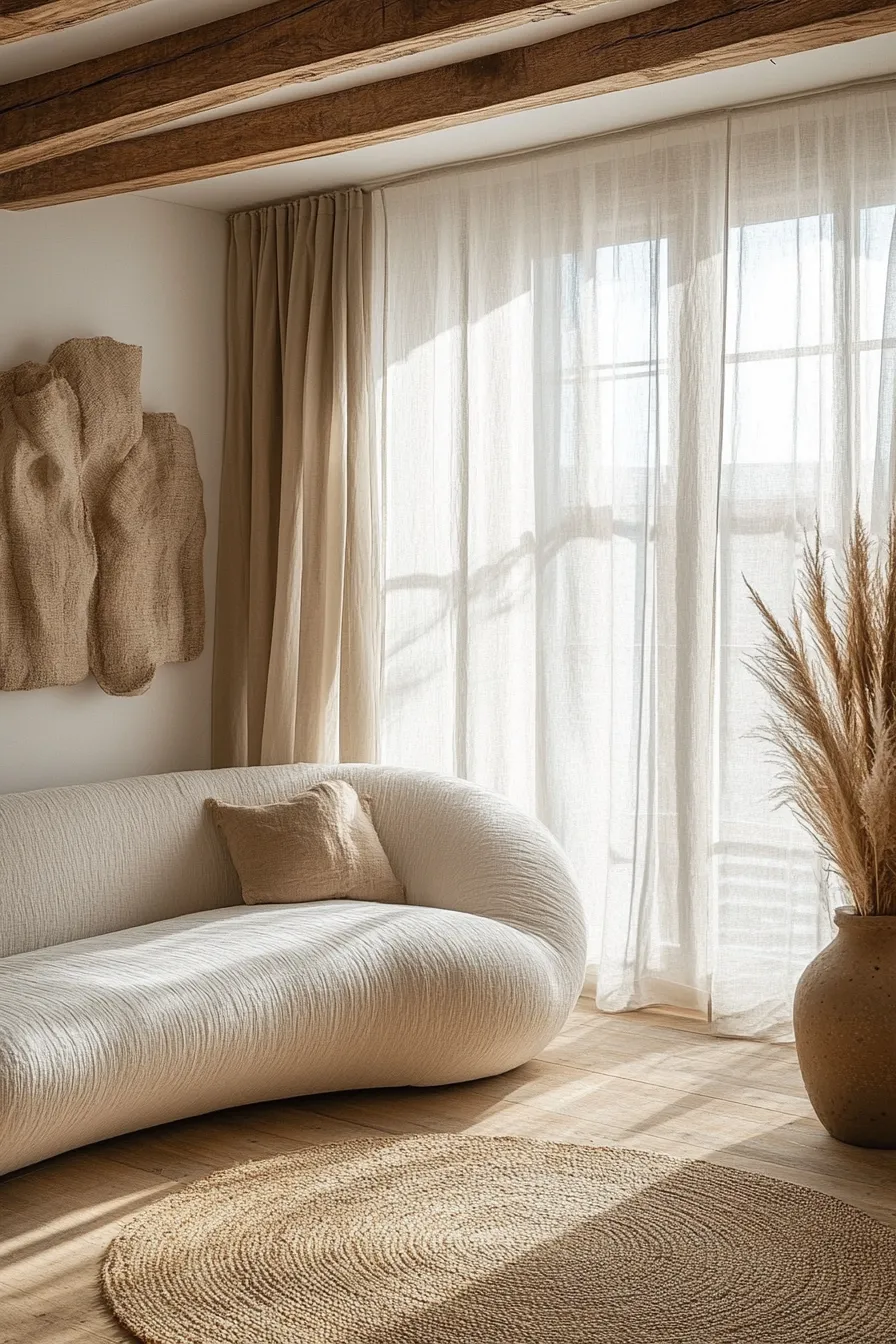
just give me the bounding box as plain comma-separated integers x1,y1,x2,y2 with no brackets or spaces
212,189,379,767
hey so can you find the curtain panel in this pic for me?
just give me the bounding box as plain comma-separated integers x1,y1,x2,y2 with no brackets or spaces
375,84,896,1040
212,189,380,767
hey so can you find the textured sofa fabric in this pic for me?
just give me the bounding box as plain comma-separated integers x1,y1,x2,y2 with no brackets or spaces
0,766,587,1176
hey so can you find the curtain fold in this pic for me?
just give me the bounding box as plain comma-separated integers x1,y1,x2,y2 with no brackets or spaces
376,122,728,1020
375,84,896,1040
212,189,379,767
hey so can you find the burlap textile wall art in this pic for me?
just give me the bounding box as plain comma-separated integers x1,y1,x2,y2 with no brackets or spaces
0,337,205,695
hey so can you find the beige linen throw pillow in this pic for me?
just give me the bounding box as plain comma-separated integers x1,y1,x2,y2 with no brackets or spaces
206,780,404,906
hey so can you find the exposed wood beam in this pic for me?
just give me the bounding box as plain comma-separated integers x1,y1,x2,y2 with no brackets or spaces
0,0,150,45
2,0,894,208
0,1,607,172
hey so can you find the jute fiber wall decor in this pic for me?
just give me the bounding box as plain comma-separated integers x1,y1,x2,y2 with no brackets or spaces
0,337,204,694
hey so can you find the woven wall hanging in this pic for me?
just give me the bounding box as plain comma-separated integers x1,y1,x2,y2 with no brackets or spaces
0,337,205,695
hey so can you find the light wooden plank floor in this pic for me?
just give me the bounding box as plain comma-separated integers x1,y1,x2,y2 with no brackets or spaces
1,1002,894,1342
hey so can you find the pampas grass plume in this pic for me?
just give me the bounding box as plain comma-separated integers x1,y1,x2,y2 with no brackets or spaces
747,508,896,917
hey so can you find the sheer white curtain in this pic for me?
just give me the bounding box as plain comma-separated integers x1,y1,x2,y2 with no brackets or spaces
374,84,896,1039
714,90,896,1035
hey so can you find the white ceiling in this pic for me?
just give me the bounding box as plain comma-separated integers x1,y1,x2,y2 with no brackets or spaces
2,0,896,215
145,36,896,214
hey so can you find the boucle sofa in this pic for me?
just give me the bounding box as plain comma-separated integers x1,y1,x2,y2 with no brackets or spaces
0,765,586,1176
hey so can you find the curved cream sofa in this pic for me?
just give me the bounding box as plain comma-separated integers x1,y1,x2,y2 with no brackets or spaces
0,765,586,1176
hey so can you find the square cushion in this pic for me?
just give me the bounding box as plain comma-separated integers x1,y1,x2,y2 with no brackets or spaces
206,779,404,906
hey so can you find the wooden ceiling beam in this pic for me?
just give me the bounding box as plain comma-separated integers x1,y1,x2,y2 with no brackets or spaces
2,0,895,208
0,0,150,45
0,1,607,171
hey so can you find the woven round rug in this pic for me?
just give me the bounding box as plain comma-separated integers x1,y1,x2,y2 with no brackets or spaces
103,1133,896,1344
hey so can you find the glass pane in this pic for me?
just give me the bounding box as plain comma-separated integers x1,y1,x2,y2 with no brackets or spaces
726,215,834,357
722,353,832,466
859,204,896,342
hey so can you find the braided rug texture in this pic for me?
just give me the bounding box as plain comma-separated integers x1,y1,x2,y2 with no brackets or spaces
102,1133,896,1343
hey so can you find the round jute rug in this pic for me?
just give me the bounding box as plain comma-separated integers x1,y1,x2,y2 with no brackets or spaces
102,1134,896,1344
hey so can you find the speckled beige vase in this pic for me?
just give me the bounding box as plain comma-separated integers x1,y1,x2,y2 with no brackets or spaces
793,907,896,1148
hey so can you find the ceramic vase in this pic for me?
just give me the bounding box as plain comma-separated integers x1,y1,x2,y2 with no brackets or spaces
793,907,896,1148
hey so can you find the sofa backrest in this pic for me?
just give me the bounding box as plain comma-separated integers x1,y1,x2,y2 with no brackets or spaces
0,764,336,958
1,763,586,981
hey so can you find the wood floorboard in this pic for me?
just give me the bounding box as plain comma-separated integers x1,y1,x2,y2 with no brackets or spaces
1,1002,893,1341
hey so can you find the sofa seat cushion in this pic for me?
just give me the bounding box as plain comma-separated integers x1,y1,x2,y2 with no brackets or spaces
0,900,566,1175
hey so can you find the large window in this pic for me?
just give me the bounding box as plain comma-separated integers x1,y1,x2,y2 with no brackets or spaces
375,85,896,1039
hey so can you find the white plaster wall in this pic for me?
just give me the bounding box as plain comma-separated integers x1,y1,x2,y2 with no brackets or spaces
0,195,228,794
